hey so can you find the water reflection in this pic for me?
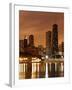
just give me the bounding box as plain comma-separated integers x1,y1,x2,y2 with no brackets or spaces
19,58,64,79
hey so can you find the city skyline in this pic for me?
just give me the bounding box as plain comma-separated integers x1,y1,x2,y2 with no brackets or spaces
19,10,64,79
19,10,64,47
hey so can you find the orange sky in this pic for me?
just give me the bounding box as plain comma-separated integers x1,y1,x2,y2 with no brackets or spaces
19,10,64,47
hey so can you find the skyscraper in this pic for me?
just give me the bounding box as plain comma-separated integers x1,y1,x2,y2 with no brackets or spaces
24,38,27,48
46,31,51,56
52,24,58,55
29,35,34,47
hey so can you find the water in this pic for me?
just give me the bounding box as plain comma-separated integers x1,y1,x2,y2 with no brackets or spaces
19,58,64,79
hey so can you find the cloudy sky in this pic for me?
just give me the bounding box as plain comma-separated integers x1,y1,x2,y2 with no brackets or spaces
19,10,64,47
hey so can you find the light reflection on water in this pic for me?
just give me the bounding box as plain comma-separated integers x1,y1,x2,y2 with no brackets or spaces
19,58,64,79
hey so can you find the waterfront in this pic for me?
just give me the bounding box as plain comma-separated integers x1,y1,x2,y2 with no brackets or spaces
19,11,64,79
19,57,64,79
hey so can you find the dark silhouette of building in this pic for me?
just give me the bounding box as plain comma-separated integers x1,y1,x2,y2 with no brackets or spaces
29,35,34,47
24,38,28,48
52,24,58,55
46,31,52,56
23,35,40,57
19,40,24,52
62,42,64,56
62,42,64,53
19,40,24,56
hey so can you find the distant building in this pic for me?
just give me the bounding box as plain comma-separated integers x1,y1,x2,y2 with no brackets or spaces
59,42,64,56
38,45,45,57
46,31,51,57
38,45,44,51
29,35,34,47
52,24,58,55
24,47,39,57
19,40,24,52
22,34,40,57
24,38,28,48
62,42,64,53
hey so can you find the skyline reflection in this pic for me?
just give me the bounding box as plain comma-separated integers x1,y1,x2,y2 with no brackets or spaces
19,11,64,79
19,57,64,79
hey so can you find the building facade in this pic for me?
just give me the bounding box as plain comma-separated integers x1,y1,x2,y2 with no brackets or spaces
46,31,52,57
52,24,58,55
29,35,34,47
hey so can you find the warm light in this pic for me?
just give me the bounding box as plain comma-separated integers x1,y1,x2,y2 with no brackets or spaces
23,57,28,60
61,56,63,59
19,57,23,61
32,58,41,62
45,55,49,59
41,57,45,59
19,57,28,61
32,57,37,60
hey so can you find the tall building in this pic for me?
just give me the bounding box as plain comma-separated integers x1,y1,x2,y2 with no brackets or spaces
19,40,24,52
29,35,34,47
24,38,27,48
46,31,51,56
52,24,58,55
59,42,64,56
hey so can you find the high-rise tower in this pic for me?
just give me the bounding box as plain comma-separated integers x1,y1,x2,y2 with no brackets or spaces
24,38,27,48
52,24,58,55
46,31,51,56
29,35,34,47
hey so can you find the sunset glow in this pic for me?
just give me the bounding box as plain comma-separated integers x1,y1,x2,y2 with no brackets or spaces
19,11,64,47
